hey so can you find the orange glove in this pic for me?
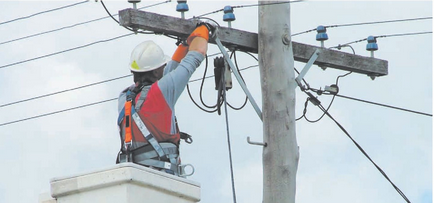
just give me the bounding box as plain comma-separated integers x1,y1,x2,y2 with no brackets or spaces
187,25,209,45
172,44,189,63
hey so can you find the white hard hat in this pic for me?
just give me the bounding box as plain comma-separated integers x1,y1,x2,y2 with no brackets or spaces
129,40,171,72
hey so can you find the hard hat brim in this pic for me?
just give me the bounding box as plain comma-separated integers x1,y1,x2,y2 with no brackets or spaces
130,55,171,73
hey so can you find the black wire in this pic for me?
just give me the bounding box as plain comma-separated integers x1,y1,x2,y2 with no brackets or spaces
186,84,218,113
0,1,89,26
0,98,117,127
0,1,169,46
199,55,219,109
227,50,248,110
0,33,134,70
300,71,352,123
100,0,154,34
336,94,432,117
296,98,309,121
315,102,411,203
292,16,432,37
0,74,132,108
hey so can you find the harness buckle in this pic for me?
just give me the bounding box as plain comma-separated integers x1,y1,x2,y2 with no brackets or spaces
178,164,195,177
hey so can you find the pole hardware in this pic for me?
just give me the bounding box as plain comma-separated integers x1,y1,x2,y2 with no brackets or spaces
176,1,189,19
247,136,267,147
223,6,235,28
282,33,291,45
366,35,378,58
316,25,328,48
128,0,141,9
294,49,321,89
214,29,263,121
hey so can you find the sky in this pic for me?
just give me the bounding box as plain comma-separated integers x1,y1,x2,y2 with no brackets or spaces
0,1,432,203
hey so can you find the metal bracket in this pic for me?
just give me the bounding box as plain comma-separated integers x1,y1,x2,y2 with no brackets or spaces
294,49,321,89
247,136,267,147
214,30,263,121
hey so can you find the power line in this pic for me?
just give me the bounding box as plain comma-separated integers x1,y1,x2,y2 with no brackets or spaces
0,1,89,26
315,101,411,203
335,31,432,46
327,16,432,29
0,98,117,127
0,33,134,70
0,75,131,108
336,94,432,117
196,0,304,17
0,1,170,46
292,16,432,36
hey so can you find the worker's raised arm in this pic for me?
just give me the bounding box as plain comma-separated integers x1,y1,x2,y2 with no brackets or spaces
187,24,210,56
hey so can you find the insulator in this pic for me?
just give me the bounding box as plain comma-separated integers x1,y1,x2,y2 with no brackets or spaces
366,36,378,51
176,1,189,12
316,25,328,41
223,6,235,22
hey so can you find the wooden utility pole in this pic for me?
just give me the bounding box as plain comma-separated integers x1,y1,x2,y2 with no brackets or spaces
259,2,298,203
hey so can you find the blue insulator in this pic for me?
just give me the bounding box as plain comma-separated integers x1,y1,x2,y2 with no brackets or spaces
223,6,235,22
366,36,378,51
316,25,328,41
176,1,189,12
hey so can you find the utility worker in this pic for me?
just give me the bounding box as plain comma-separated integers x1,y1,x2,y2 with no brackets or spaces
116,23,212,177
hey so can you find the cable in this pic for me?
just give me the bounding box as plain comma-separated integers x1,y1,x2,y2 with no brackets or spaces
0,33,134,70
0,1,89,26
222,76,238,203
196,0,304,17
0,1,170,46
0,74,131,108
0,51,226,110
0,98,117,127
100,0,152,34
227,50,248,110
336,94,432,117
326,16,432,29
297,71,352,123
336,31,432,47
314,100,411,202
292,16,432,37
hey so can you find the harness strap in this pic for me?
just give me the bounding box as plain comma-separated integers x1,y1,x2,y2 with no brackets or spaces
135,86,151,111
131,108,167,159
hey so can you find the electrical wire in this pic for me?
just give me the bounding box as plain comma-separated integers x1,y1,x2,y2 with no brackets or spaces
0,33,134,70
196,0,304,17
326,16,432,29
222,72,238,203
0,63,259,127
336,31,433,46
0,98,117,127
0,1,170,46
336,94,432,117
0,51,225,109
292,16,432,37
314,100,412,202
0,1,89,26
227,50,248,110
100,0,152,34
0,75,131,108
